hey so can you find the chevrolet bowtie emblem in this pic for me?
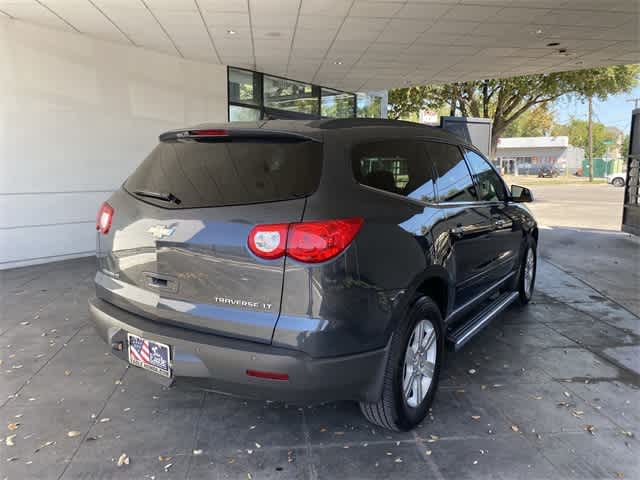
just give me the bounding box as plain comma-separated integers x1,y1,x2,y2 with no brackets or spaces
147,225,175,239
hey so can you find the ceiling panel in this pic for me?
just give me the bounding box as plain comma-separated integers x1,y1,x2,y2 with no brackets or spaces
3,0,636,90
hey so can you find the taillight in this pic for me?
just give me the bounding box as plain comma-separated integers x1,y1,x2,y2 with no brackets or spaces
247,218,363,263
96,202,114,234
247,223,288,259
189,129,228,137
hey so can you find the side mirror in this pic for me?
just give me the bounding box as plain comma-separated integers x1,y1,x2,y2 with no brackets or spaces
511,185,533,203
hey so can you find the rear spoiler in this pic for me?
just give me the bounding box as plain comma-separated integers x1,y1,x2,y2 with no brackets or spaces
159,128,321,143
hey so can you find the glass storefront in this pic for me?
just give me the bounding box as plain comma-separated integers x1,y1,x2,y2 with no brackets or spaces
228,67,374,121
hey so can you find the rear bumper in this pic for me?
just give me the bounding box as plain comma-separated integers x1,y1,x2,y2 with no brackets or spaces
88,296,388,403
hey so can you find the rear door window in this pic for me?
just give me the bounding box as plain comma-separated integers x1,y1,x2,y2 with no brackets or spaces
426,142,477,202
463,149,507,202
352,140,436,203
124,139,322,208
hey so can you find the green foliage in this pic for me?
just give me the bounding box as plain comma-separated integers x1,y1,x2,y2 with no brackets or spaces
552,118,619,158
388,64,639,156
503,104,555,137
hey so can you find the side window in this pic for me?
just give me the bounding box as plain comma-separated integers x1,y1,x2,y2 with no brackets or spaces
352,140,436,202
464,149,507,202
426,142,476,202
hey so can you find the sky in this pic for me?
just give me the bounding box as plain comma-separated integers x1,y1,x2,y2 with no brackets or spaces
554,85,640,134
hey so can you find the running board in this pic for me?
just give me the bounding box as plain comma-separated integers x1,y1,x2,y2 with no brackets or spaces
446,291,519,351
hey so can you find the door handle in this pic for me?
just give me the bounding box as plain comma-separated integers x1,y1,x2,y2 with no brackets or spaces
450,225,465,238
493,219,507,228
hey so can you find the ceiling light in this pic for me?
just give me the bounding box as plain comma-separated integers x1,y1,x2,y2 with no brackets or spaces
227,29,236,35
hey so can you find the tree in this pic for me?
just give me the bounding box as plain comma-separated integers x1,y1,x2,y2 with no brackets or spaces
503,104,555,137
552,117,618,159
388,65,640,157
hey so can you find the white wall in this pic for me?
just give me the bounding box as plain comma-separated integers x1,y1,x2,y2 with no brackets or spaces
0,19,228,269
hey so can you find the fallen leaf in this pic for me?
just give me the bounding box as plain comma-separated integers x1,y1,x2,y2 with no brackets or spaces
7,423,20,431
34,441,55,453
511,425,520,433
158,455,172,462
473,460,479,465
563,391,571,398
334,431,345,436
468,369,477,374
255,442,261,449
20,321,30,326
425,450,432,456
193,449,203,456
99,418,110,423
85,436,98,442
164,463,173,472
585,425,596,435
247,449,253,455
7,457,19,462
471,416,481,421
248,473,253,480
620,431,634,438
614,472,625,479
64,370,72,376
67,431,82,438
394,458,403,463
5,434,16,447
117,453,130,466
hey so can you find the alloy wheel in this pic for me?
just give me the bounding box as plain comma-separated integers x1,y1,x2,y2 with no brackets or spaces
402,319,437,408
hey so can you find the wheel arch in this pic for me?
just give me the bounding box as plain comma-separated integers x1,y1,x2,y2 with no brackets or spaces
409,266,452,321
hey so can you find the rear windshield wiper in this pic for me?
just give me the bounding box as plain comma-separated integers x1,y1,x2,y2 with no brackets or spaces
133,190,181,205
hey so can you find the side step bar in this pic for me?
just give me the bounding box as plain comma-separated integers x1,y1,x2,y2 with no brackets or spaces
446,291,519,351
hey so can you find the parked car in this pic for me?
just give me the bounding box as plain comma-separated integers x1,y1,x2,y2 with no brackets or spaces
537,165,559,178
89,119,538,431
606,171,626,187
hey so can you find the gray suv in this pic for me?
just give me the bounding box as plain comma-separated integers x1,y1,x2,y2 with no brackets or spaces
89,118,537,431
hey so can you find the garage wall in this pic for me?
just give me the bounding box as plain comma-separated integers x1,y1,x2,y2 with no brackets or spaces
0,19,228,269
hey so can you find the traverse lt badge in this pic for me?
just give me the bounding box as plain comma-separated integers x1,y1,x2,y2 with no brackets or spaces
147,225,175,239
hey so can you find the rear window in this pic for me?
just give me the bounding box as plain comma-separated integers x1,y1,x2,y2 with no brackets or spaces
124,139,322,208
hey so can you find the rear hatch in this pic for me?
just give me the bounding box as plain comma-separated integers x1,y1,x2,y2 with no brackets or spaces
95,129,322,344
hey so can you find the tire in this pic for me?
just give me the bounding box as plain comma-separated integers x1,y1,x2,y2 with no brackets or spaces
518,237,537,305
612,177,625,187
359,296,444,431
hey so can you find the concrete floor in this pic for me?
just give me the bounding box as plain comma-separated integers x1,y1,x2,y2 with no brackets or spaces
1,187,639,479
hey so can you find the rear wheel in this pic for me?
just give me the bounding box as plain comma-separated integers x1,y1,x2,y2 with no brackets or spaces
518,237,537,304
359,296,444,431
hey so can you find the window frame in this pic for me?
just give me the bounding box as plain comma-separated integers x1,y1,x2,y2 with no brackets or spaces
227,66,357,121
462,147,509,203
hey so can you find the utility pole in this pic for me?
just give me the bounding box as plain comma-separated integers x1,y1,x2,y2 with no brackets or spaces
588,96,593,183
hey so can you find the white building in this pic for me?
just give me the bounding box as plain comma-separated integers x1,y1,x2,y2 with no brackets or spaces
495,136,585,176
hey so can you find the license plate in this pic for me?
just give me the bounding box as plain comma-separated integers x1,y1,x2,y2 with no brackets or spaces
127,333,172,378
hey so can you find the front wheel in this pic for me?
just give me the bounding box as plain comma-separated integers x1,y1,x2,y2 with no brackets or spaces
359,296,444,431
518,237,537,304
612,177,625,187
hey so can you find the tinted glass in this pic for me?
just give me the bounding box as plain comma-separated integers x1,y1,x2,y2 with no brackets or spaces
125,140,322,209
464,149,506,201
352,141,436,202
426,142,476,202
228,68,260,105
229,105,260,122
263,75,318,115
321,88,355,118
